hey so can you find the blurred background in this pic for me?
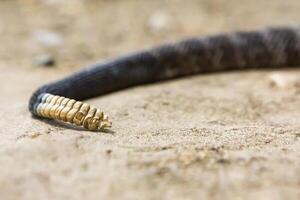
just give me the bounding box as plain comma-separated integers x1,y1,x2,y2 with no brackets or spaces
2,0,300,70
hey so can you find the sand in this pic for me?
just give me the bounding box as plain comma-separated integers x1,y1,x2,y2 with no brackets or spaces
0,0,300,199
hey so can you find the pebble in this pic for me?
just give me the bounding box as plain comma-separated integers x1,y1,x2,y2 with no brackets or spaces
147,11,172,34
33,29,63,47
33,54,56,67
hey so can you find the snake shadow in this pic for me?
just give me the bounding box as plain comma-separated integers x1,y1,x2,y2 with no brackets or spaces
33,115,115,134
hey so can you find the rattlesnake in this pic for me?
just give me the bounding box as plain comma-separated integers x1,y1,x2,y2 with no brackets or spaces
29,26,300,131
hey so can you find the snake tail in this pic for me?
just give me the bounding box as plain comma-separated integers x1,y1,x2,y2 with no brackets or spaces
29,26,300,131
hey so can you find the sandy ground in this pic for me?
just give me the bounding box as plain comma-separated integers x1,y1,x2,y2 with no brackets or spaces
0,0,300,199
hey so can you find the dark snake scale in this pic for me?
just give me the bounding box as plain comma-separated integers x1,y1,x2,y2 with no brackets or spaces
29,26,300,131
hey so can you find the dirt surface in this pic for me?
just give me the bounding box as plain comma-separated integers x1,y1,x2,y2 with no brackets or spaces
0,0,300,199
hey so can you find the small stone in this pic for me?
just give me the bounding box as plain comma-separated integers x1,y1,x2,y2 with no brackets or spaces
33,29,63,47
106,149,112,155
33,54,56,67
147,11,172,34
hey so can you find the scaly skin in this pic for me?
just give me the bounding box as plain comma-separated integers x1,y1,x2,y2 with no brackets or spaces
29,26,300,131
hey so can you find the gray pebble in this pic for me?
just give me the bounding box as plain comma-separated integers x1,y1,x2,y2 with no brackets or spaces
33,54,56,67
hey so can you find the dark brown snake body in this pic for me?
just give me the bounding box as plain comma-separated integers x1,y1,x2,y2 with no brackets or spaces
29,26,300,131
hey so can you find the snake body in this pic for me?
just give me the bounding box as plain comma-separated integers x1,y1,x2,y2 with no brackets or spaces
29,26,300,130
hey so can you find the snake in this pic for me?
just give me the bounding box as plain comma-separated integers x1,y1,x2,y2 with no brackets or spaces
29,26,300,131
